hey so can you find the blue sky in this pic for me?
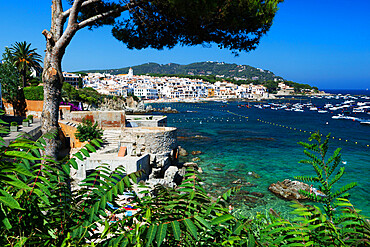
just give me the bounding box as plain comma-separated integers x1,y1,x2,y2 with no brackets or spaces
1,1,369,89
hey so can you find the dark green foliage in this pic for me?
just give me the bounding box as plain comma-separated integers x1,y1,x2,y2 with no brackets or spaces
112,1,281,53
23,86,44,100
75,118,104,142
295,132,357,220
10,122,18,126
7,41,42,88
27,115,33,120
285,80,314,93
0,59,26,116
62,83,103,107
79,61,285,82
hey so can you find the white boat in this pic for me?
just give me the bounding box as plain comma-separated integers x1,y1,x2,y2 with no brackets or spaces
360,120,370,125
332,114,345,119
309,107,318,111
318,110,328,113
294,108,304,112
353,108,364,113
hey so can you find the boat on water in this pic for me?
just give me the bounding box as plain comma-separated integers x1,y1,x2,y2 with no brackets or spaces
332,114,345,119
360,120,370,125
318,110,328,113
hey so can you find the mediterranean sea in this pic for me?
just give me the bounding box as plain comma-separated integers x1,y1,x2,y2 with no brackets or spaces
149,90,370,217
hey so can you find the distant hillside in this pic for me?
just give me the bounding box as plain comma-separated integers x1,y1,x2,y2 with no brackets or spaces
78,61,284,81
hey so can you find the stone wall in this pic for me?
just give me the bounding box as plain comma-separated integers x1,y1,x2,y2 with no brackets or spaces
71,153,151,183
64,110,126,128
2,99,44,118
120,127,177,156
125,115,167,127
59,120,87,148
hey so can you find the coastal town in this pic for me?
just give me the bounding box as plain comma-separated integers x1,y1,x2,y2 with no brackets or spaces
63,68,305,101
1,0,369,245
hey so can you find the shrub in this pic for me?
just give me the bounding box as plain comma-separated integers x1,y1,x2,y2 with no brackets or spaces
10,121,18,126
295,132,357,220
75,118,104,142
23,86,44,100
27,115,33,120
0,111,368,246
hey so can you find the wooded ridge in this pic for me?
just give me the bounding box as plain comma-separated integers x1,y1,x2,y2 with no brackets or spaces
78,61,285,81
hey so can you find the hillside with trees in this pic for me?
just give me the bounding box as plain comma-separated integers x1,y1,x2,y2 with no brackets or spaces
80,61,285,82
80,61,318,93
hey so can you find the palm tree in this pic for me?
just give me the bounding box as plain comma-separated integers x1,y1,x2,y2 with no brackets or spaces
9,41,42,88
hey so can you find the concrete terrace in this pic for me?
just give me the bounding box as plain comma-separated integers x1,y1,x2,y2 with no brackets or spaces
1,117,42,145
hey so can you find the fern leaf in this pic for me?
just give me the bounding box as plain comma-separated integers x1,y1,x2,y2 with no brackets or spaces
156,223,168,247
194,215,211,230
0,189,23,210
332,182,357,198
171,220,181,241
211,214,233,225
146,224,158,247
328,167,345,188
184,218,197,240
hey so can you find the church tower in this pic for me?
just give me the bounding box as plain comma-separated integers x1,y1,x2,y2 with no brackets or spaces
128,67,133,78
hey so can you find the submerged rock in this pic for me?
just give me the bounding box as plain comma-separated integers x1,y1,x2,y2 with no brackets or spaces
178,146,188,156
232,179,242,184
183,162,198,168
192,157,201,162
191,150,203,155
244,182,257,187
247,171,261,179
269,179,309,200
251,192,264,198
213,167,224,171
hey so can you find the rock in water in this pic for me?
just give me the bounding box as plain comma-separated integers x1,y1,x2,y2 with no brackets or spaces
178,146,188,156
213,167,223,171
232,179,242,184
250,192,264,198
183,162,198,168
269,179,310,200
191,151,202,155
247,171,260,178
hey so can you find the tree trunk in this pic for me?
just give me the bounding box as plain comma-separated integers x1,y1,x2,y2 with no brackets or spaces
41,48,64,159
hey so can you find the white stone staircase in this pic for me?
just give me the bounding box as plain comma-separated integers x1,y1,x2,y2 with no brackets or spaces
101,129,121,149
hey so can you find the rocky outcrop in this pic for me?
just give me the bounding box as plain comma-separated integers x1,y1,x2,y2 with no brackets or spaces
178,146,188,156
269,179,310,200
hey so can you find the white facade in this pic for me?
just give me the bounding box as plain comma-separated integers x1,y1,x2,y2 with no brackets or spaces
81,71,270,100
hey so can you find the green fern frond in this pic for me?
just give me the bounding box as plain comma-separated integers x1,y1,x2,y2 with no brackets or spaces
328,167,345,188
332,182,357,199
293,175,319,182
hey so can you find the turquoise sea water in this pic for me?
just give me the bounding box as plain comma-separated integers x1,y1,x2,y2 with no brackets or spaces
149,92,370,217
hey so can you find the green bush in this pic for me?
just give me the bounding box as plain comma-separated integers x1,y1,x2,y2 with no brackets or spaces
0,110,368,246
10,121,18,126
27,115,33,120
23,86,44,100
75,118,104,142
22,119,29,123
